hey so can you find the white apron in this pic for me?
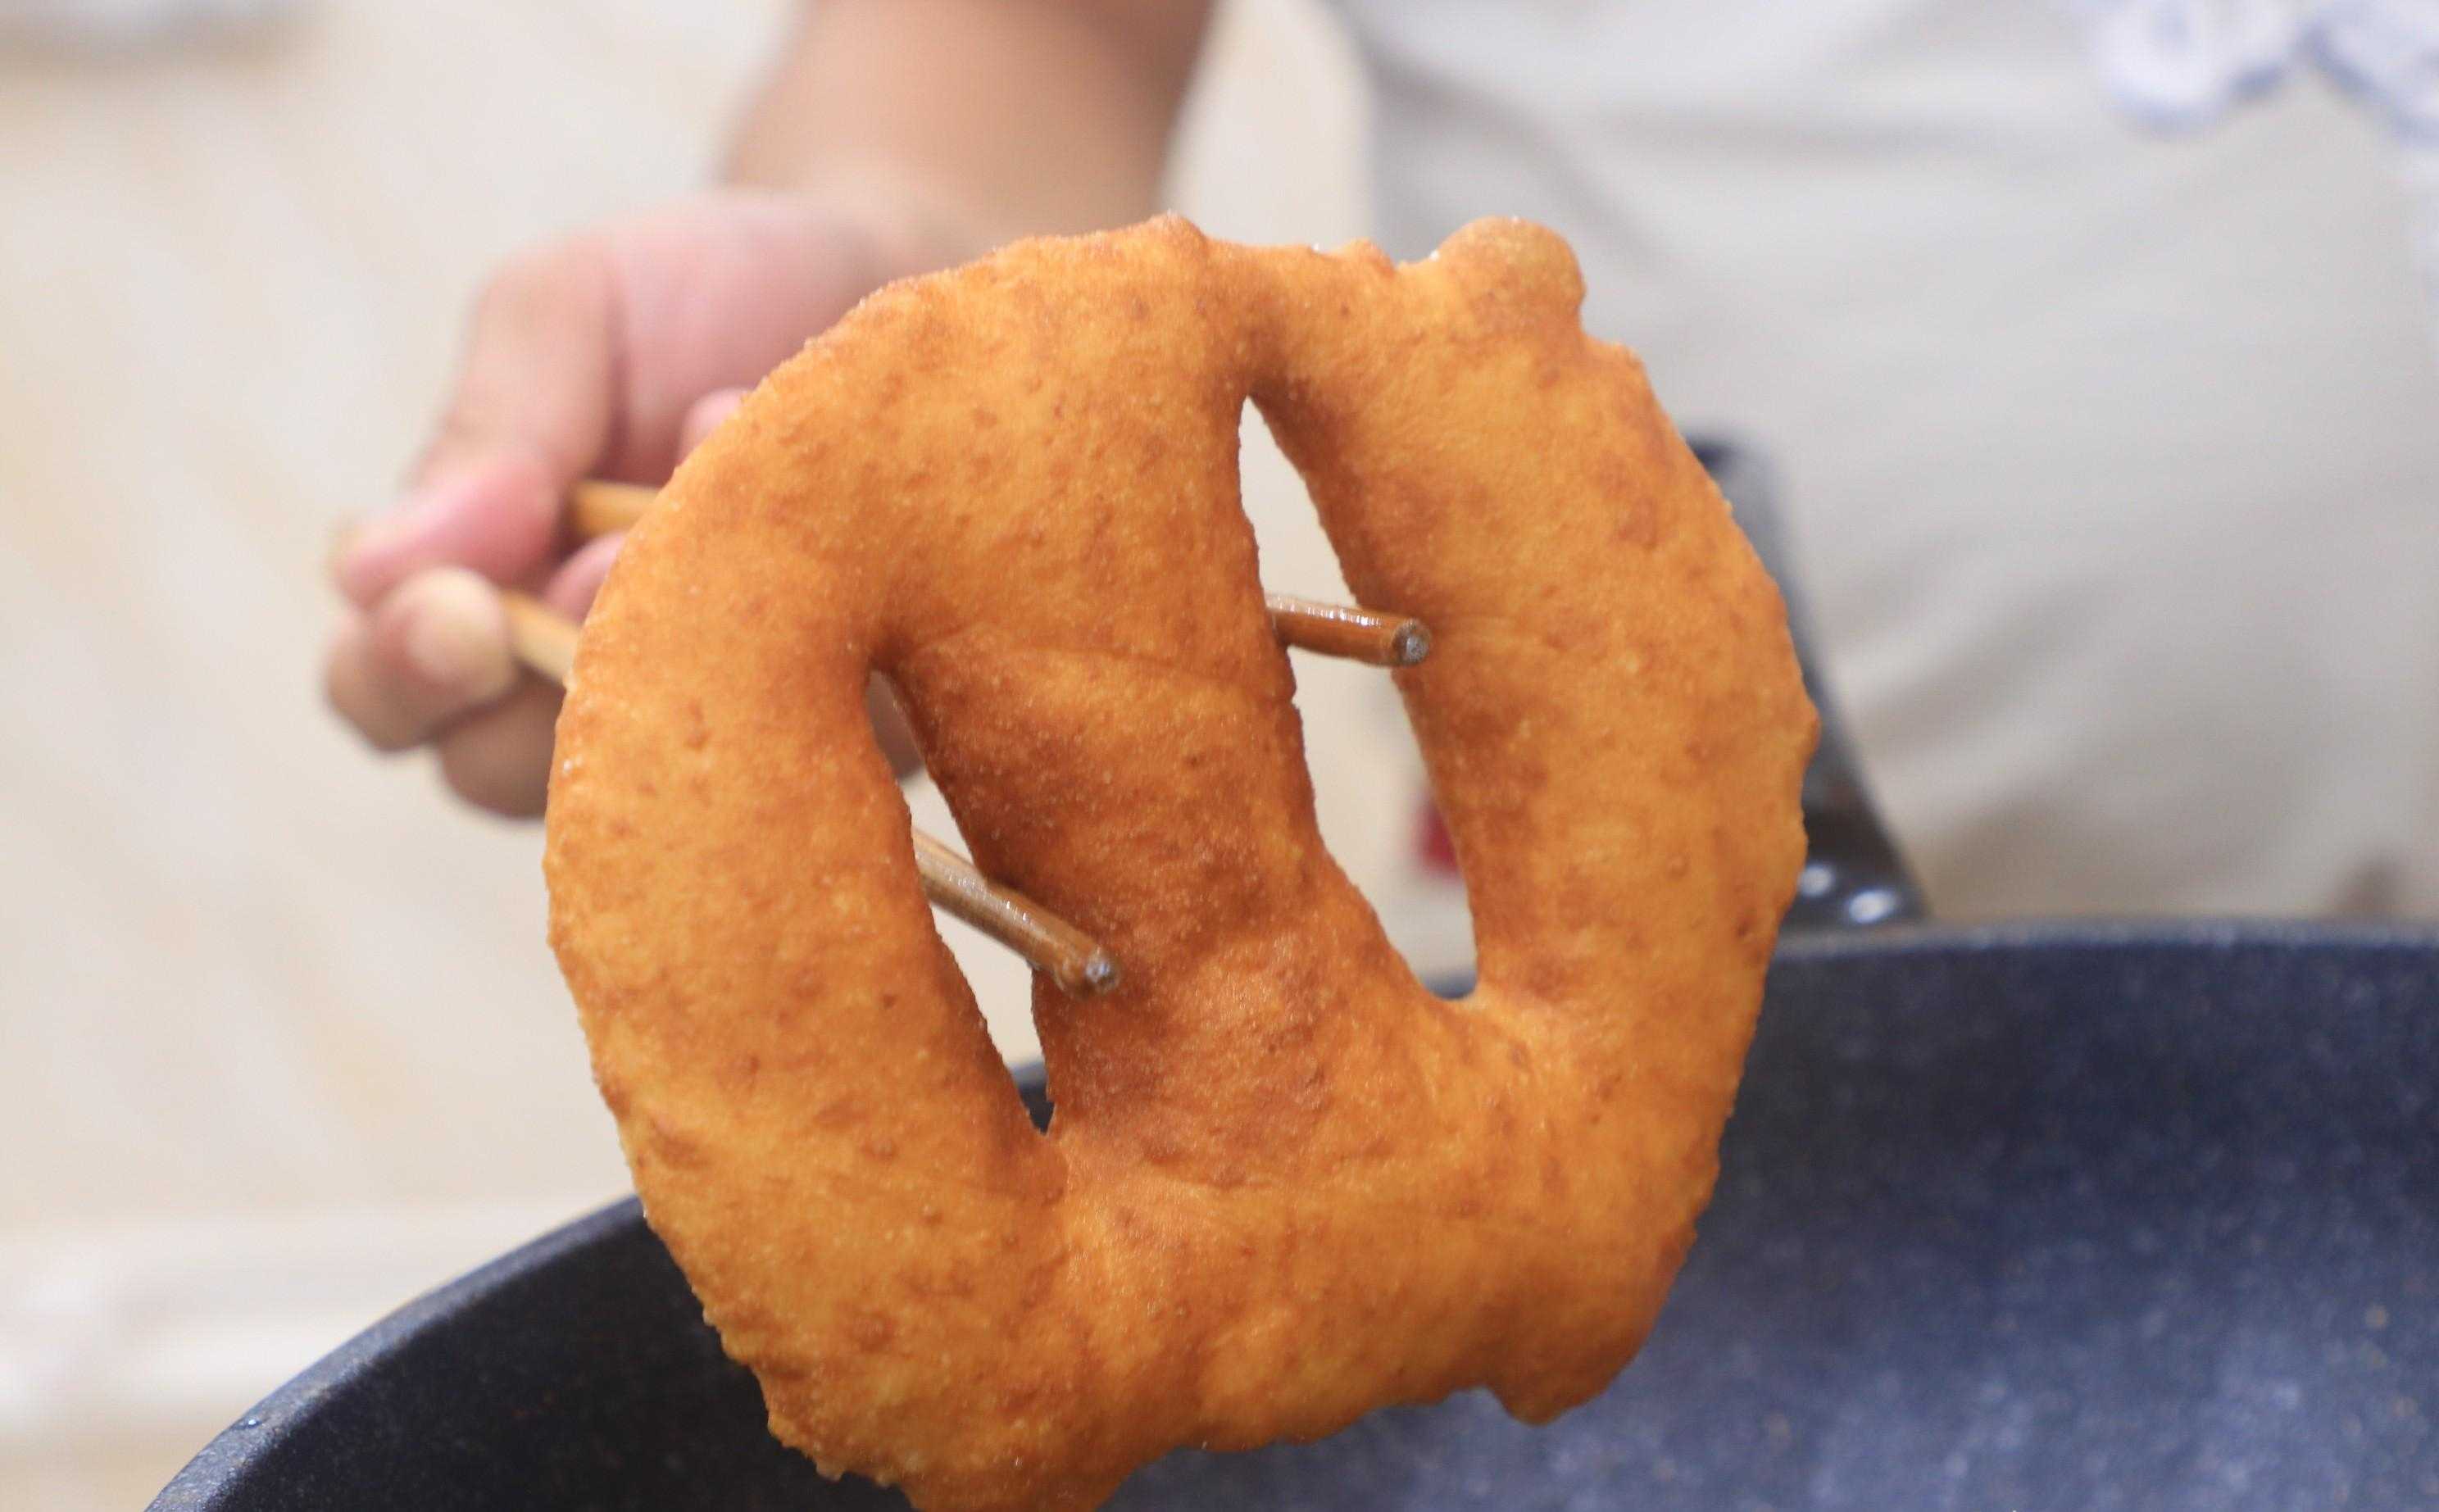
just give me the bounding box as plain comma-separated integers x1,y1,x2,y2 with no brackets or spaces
1320,0,2439,969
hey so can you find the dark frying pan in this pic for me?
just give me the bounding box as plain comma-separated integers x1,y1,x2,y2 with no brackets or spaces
154,444,2438,1510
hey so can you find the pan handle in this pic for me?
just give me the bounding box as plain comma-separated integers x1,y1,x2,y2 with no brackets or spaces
1693,439,1925,929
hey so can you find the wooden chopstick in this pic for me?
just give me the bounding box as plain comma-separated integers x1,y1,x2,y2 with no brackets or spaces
911,832,1119,997
566,480,1432,669
527,474,1433,992
499,593,578,683
568,479,656,541
498,589,1120,998
1262,595,1430,668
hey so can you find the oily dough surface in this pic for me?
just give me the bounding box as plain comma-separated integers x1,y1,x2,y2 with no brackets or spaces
544,216,1814,1512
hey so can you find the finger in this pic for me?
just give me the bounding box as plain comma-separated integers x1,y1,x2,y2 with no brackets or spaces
589,198,882,479
324,568,517,752
325,616,416,751
543,533,626,620
679,388,748,458
435,679,564,818
334,239,620,608
539,388,737,611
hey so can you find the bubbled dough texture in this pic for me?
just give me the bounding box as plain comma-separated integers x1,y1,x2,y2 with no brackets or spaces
544,217,1814,1512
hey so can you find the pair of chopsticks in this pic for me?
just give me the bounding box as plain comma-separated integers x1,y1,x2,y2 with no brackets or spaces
560,484,1433,670
504,481,1432,997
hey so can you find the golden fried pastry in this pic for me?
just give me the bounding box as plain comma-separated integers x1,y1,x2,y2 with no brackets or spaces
543,216,1814,1512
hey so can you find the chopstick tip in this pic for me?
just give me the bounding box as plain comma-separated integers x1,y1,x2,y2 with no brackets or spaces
1074,951,1123,997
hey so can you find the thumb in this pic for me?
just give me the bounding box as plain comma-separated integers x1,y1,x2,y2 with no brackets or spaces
335,239,619,608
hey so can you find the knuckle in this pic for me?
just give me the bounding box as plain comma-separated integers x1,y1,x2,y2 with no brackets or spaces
476,238,593,318
417,234,612,484
469,235,611,354
415,402,496,483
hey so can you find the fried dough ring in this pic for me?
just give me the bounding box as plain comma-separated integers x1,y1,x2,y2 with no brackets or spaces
544,217,1814,1512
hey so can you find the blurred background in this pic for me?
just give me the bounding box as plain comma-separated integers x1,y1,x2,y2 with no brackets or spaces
0,2,1373,1504
7,1,2439,1507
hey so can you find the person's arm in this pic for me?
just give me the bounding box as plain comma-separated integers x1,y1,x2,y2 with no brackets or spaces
729,0,1207,241
326,0,1214,814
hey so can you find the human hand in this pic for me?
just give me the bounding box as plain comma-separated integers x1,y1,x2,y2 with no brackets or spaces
325,188,959,814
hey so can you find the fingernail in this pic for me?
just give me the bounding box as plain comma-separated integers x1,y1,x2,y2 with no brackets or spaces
400,572,513,697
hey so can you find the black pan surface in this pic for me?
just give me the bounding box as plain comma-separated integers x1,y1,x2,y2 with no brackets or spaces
153,922,2439,1510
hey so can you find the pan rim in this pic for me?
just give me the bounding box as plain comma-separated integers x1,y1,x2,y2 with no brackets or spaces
148,916,2439,1510
1774,914,2439,965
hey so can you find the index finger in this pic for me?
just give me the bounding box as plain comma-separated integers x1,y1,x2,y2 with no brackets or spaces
334,239,620,609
